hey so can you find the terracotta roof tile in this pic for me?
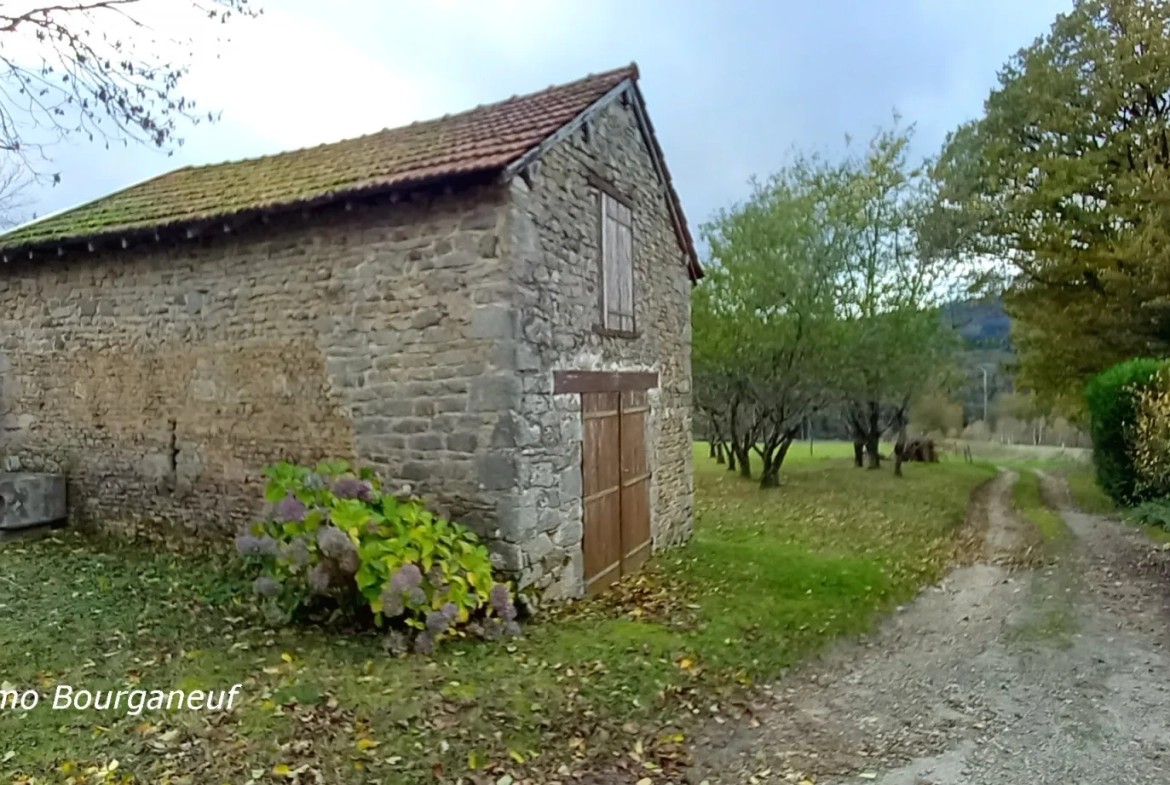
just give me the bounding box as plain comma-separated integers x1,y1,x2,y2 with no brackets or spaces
1,65,638,250
0,62,702,280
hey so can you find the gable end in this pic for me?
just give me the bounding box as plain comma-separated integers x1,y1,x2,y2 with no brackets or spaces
502,75,702,282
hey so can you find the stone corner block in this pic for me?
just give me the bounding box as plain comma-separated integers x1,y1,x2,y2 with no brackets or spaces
469,375,522,413
470,304,517,340
495,494,537,541
476,452,518,491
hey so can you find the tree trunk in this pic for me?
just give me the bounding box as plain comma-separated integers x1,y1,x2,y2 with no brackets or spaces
759,447,778,489
866,437,881,469
760,438,794,489
715,442,726,465
866,400,882,470
726,447,737,472
849,414,866,467
737,446,752,479
893,416,908,478
708,441,717,458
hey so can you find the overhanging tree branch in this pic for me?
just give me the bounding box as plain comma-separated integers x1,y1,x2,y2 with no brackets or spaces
0,0,260,178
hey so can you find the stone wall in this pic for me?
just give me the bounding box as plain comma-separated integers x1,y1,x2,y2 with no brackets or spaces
0,97,696,594
502,97,696,598
0,186,517,544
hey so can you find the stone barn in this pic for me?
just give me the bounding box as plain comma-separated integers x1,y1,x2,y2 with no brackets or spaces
0,64,701,598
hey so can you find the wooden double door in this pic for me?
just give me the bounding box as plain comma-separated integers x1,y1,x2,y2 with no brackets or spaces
580,388,652,595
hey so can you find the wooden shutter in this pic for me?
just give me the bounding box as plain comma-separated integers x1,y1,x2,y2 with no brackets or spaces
582,391,623,594
581,386,652,595
601,193,634,333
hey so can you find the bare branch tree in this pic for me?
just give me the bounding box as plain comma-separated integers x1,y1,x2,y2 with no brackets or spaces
0,1,260,179
0,162,32,228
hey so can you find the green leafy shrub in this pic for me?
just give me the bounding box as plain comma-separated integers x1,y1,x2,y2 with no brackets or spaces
1125,497,1170,532
236,460,520,653
1084,358,1166,505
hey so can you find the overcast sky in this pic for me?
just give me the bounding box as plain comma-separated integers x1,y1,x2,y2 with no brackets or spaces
13,0,1070,242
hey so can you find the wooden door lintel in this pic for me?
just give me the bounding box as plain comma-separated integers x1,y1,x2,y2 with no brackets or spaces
553,370,658,394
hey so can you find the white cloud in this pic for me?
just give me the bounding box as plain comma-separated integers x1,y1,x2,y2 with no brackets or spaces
3,0,1079,233
179,8,450,154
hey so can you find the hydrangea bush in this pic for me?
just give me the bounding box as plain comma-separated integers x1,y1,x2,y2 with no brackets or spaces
236,460,520,653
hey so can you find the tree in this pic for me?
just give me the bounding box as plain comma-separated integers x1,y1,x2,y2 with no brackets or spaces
833,120,961,475
911,390,964,437
695,154,847,488
0,1,258,175
0,162,30,227
692,268,757,477
929,0,1170,410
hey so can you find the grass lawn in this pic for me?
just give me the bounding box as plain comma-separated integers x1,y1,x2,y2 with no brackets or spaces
698,438,892,473
1011,469,1069,544
1060,467,1170,544
0,444,995,785
1065,467,1116,516
945,440,1091,470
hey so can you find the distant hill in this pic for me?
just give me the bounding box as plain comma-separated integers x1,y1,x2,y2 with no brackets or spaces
942,297,1013,350
942,297,1017,422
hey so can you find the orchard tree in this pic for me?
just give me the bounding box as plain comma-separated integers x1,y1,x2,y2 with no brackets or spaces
930,0,1170,409
692,267,757,476
911,390,965,437
833,121,961,474
696,153,847,488
0,1,259,175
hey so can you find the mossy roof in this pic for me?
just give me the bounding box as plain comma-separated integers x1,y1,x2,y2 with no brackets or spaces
0,65,638,252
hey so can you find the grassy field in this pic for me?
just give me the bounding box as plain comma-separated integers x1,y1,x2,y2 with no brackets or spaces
953,441,1091,468
936,440,1091,473
1065,467,1115,515
1052,465,1170,544
1011,469,1069,544
0,444,995,785
700,438,894,468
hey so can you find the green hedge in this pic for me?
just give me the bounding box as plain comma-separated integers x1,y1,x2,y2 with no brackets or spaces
1084,358,1166,506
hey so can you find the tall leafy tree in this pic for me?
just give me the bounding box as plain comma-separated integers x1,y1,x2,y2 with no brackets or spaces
1,1,259,176
834,121,960,473
929,0,1170,409
692,266,757,477
696,155,847,488
910,390,965,437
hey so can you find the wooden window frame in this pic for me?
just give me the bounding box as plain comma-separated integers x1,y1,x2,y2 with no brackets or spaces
590,173,639,339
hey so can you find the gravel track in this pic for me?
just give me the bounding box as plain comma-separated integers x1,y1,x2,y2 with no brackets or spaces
689,469,1170,785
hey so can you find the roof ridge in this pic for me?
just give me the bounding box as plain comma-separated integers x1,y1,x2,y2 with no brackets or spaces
0,62,646,254
170,64,641,176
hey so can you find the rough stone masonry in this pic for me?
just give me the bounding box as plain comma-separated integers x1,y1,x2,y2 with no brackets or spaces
0,97,694,599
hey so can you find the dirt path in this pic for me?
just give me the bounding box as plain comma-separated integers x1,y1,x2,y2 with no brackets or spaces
690,470,1170,784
